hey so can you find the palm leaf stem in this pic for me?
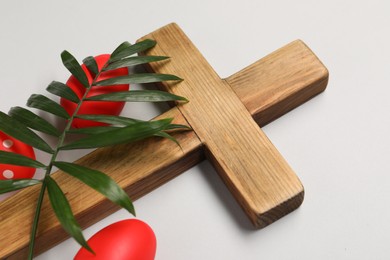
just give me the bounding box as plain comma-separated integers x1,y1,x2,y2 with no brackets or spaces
27,57,108,259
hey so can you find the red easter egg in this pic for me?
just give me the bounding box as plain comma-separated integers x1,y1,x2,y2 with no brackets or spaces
61,54,129,128
0,131,36,180
74,219,157,260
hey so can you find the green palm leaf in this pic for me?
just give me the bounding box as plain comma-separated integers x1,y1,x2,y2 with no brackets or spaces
9,106,61,137
45,175,93,252
83,56,99,76
154,131,180,146
110,41,131,59
0,111,54,154
163,124,192,132
27,94,70,119
67,126,120,135
94,73,182,86
74,114,142,126
86,90,187,102
0,150,46,168
53,162,135,215
103,56,169,71
61,50,89,88
46,81,80,103
108,39,156,63
0,179,41,194
60,118,172,150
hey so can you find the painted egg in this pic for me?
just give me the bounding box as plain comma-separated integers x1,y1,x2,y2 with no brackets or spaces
74,219,157,260
0,131,36,180
61,54,129,128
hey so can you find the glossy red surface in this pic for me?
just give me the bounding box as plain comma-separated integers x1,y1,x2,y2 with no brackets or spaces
0,131,36,180
74,219,157,260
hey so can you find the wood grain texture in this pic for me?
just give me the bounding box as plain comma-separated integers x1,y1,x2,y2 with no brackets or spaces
140,23,304,228
0,23,328,259
226,40,329,126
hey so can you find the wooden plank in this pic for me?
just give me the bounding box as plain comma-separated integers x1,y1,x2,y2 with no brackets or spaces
140,23,304,228
226,39,329,126
0,24,328,258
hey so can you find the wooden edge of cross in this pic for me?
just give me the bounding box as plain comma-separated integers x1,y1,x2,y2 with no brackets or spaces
0,23,328,259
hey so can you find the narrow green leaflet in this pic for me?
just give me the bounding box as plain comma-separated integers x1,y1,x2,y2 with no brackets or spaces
9,106,61,137
61,50,89,88
60,118,172,150
103,56,169,71
94,73,182,86
67,126,120,135
83,56,99,76
27,94,70,119
108,39,156,63
154,131,180,146
0,179,41,194
45,175,93,252
75,114,142,126
53,162,135,215
46,81,80,103
164,123,192,131
86,90,188,103
0,151,46,168
0,111,54,154
68,123,189,137
110,41,131,59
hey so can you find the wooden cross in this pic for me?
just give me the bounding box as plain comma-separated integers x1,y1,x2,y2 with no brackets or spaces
0,23,328,259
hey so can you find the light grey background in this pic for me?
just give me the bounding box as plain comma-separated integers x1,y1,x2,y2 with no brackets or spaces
0,0,389,259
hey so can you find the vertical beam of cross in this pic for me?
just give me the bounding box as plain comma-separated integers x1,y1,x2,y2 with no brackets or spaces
139,23,327,228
